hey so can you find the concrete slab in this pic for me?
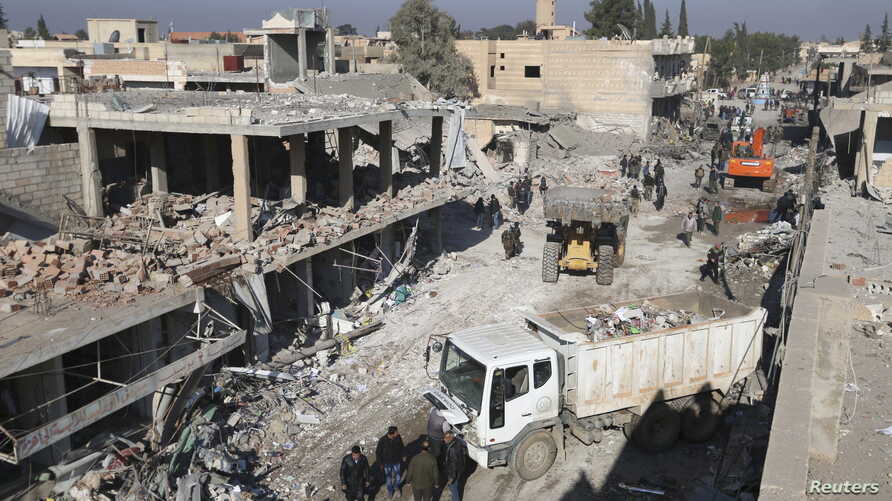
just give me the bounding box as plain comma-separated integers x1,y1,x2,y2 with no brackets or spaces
809,296,853,462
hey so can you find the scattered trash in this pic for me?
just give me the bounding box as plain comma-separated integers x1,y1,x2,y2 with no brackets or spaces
876,426,892,436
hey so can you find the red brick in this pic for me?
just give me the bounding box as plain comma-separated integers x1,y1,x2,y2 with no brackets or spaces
850,277,866,287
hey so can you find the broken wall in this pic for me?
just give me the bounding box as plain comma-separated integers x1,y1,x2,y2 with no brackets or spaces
456,39,655,136
0,143,82,222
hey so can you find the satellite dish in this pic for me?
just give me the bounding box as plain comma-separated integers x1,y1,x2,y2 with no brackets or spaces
616,24,631,41
108,30,120,43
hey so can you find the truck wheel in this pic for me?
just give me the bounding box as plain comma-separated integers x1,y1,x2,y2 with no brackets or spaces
681,393,721,442
542,242,560,283
596,245,614,286
614,242,625,266
624,403,680,452
511,430,557,481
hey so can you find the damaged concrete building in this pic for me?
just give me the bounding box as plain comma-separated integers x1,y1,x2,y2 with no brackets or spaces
0,49,465,489
456,0,695,137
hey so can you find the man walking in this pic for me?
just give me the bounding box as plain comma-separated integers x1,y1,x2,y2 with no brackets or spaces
473,197,485,229
620,154,629,177
694,165,705,188
506,182,516,210
696,199,707,233
426,408,448,458
630,185,641,217
700,243,724,284
642,160,651,180
708,165,719,193
488,195,502,228
404,440,439,501
711,201,723,236
539,177,548,198
682,212,696,247
654,159,665,187
643,173,655,201
501,228,516,260
655,179,668,211
376,426,406,499
340,446,370,501
441,431,466,501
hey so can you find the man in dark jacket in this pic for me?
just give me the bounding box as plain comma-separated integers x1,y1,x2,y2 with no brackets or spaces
405,440,439,501
488,195,502,228
376,426,406,499
440,431,466,501
340,445,370,501
653,159,665,186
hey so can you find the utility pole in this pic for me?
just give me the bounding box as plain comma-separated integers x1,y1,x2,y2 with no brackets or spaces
803,125,819,227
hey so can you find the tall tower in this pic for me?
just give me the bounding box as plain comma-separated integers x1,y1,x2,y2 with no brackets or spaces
536,0,556,31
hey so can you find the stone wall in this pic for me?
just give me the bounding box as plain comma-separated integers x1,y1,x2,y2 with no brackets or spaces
0,144,82,221
0,49,14,148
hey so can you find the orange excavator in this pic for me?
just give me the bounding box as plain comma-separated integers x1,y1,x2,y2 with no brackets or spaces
726,127,777,192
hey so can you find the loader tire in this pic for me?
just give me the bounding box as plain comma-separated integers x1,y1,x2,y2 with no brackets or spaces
596,245,614,286
681,393,721,443
511,430,557,481
623,403,680,452
614,241,626,266
542,242,560,283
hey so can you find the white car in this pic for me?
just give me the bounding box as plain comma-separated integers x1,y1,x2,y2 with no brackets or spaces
705,88,729,99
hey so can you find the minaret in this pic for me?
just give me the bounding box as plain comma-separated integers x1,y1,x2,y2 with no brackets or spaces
536,0,556,32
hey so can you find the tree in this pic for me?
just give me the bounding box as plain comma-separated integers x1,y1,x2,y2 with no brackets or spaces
390,0,476,98
336,24,358,36
515,19,537,37
36,14,50,40
0,2,7,30
478,24,517,40
23,27,36,40
880,13,890,52
677,0,689,37
645,0,657,39
584,0,638,39
75,29,88,40
862,24,874,52
659,9,673,37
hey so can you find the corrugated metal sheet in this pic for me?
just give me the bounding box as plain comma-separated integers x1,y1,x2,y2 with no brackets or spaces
5,95,50,149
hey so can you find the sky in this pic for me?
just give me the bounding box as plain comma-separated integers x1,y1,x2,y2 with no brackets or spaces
4,0,890,42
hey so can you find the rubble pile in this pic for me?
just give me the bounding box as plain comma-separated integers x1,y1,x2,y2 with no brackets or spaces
584,301,698,341
0,176,468,310
734,221,795,255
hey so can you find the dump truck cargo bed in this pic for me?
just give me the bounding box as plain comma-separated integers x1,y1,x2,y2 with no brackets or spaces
543,186,629,224
524,291,765,417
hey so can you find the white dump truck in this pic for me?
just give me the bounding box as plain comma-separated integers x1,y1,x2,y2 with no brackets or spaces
422,292,765,480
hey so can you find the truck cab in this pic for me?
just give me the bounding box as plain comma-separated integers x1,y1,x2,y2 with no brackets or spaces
424,323,560,479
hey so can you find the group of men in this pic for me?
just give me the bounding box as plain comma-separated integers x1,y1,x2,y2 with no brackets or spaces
506,174,535,213
501,222,523,260
473,195,502,230
339,424,466,501
621,154,668,211
680,198,724,247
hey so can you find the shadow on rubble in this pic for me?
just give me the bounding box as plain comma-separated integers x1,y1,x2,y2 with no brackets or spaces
548,387,769,500
438,200,497,254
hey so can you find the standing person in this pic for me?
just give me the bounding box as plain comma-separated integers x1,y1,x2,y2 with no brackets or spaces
711,201,723,236
642,161,651,180
694,165,705,188
473,197,485,229
655,179,668,211
376,427,406,499
654,159,665,186
620,154,629,177
488,195,502,228
511,222,522,255
340,446,370,501
522,175,533,205
539,177,548,198
710,143,718,166
643,173,655,201
404,440,439,501
630,185,641,217
681,212,696,247
426,408,448,458
696,199,707,233
501,227,516,260
708,165,719,193
700,244,723,284
630,156,641,180
506,182,516,210
440,431,466,501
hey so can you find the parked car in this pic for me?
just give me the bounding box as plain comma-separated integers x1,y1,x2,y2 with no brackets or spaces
705,88,729,99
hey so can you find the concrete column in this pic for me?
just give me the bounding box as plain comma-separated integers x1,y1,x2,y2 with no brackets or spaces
430,207,443,255
149,132,169,194
231,134,253,242
338,127,355,210
379,120,394,196
289,134,307,204
430,116,444,177
204,135,220,192
326,27,336,73
77,125,103,217
303,257,314,318
12,357,70,465
297,28,308,80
